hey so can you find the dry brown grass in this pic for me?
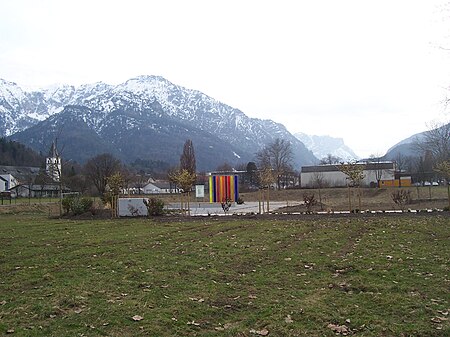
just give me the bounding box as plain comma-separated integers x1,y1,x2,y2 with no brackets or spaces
101,186,450,212
198,186,448,212
0,202,58,215
255,186,449,212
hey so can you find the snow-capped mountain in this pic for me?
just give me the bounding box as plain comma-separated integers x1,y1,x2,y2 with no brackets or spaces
1,76,318,170
0,79,39,136
294,132,359,162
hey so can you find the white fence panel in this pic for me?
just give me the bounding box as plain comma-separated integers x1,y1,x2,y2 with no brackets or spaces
118,198,148,217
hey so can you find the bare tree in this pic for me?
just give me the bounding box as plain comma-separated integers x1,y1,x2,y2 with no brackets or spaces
395,153,407,173
84,153,122,196
312,171,326,210
258,167,275,213
180,139,196,175
107,172,124,217
167,166,179,193
415,121,450,164
435,160,450,209
62,161,89,194
25,174,35,205
320,154,342,165
35,169,52,200
256,138,293,189
65,173,89,195
119,168,134,196
168,168,196,215
337,161,365,212
369,155,384,188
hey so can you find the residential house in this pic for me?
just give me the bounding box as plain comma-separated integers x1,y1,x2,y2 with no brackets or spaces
10,184,70,198
143,180,180,194
0,165,41,185
0,173,19,191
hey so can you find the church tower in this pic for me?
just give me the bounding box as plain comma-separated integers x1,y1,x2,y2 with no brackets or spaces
46,141,61,182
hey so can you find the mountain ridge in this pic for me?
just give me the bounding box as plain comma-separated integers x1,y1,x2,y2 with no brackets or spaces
384,122,450,161
1,75,318,170
294,132,359,162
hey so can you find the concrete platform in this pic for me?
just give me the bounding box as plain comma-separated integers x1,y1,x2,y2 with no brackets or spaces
165,201,301,216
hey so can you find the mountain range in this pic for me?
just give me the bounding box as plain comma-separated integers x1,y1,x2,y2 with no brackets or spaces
0,76,318,171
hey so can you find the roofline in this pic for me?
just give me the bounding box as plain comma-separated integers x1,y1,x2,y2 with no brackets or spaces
301,162,395,173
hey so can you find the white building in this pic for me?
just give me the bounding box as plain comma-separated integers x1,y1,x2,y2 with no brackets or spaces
0,173,19,192
0,176,6,192
10,184,65,198
143,181,180,194
301,162,396,188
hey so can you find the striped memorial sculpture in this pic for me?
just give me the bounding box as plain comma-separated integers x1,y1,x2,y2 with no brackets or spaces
209,175,239,203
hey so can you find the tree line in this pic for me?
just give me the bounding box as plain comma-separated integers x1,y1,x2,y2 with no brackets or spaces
0,138,45,167
37,137,297,200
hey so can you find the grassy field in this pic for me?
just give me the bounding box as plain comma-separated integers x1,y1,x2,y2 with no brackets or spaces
0,212,449,336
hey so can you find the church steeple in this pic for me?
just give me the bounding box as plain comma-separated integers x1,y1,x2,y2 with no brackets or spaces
49,141,58,158
46,141,61,182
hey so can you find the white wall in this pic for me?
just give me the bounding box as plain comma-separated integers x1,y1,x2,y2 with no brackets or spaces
301,171,347,188
301,169,395,188
0,174,18,190
0,179,6,192
118,198,148,216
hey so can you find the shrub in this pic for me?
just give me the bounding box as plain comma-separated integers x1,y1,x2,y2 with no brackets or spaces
221,199,232,213
102,191,112,207
237,197,245,205
303,193,317,213
62,196,93,215
391,189,411,211
62,197,73,214
78,197,93,215
143,198,165,216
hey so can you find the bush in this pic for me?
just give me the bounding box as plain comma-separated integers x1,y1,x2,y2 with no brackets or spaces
72,197,93,215
303,193,317,213
391,189,411,211
237,197,245,205
62,197,73,214
143,198,165,216
62,196,93,215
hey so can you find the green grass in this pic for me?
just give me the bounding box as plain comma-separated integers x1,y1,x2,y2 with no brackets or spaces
0,214,449,336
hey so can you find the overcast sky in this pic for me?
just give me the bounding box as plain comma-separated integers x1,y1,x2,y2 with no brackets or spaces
1,0,449,158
